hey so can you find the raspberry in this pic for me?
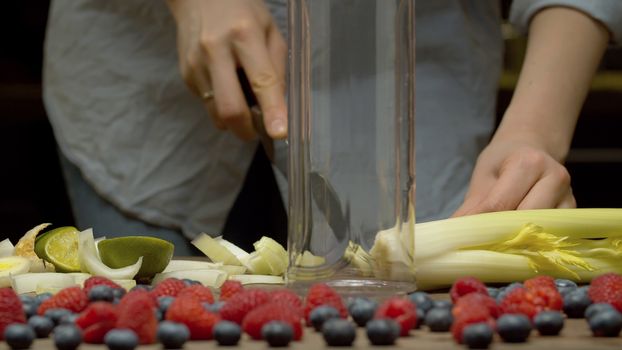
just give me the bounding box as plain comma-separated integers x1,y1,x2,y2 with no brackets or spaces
83,321,116,344
449,276,488,303
531,285,563,310
220,289,271,324
151,278,187,298
499,288,538,318
0,288,26,340
454,293,501,319
451,307,495,344
271,289,303,316
524,275,556,290
589,273,622,312
75,302,118,343
116,292,157,344
83,276,122,295
242,302,303,340
118,290,157,310
500,286,562,319
166,296,221,340
38,286,88,315
177,285,215,304
374,297,417,336
219,280,244,301
76,302,118,331
303,284,347,323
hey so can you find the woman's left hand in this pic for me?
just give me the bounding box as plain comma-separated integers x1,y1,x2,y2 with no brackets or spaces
453,137,576,217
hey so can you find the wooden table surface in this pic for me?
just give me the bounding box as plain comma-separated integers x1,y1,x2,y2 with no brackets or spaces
3,318,621,350
5,288,622,350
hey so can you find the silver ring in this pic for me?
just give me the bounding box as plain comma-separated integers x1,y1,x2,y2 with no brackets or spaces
201,90,215,100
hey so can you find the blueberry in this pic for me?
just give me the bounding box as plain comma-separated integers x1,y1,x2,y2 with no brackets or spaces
349,300,377,327
112,288,126,300
563,289,592,318
158,296,175,314
262,321,294,347
365,319,399,346
183,278,201,286
309,305,341,331
155,308,164,322
408,291,433,314
22,303,38,319
558,286,577,297
130,284,152,292
322,319,356,347
44,308,73,325
213,320,242,346
585,303,616,320
588,309,622,337
53,324,82,350
104,329,139,350
555,279,577,289
496,314,532,343
205,301,225,313
158,321,190,349
3,323,36,350
27,315,55,338
485,287,500,299
88,285,115,302
36,292,53,304
462,322,494,349
534,311,564,336
59,314,79,326
348,297,376,313
19,295,37,306
415,308,425,329
577,285,590,294
432,300,453,310
425,307,453,332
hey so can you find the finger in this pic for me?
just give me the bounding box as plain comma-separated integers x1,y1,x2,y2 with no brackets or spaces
204,47,255,140
206,99,226,130
267,23,287,84
517,167,572,209
516,176,568,210
452,174,496,217
557,190,577,208
232,27,287,139
192,69,226,130
460,161,545,215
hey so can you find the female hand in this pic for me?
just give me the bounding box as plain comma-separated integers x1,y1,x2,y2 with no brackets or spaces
167,0,287,140
453,137,576,217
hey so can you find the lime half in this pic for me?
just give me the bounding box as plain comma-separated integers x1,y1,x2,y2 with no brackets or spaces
98,236,174,279
34,226,80,273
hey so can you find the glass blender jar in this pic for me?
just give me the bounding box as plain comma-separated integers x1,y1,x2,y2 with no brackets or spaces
287,0,415,296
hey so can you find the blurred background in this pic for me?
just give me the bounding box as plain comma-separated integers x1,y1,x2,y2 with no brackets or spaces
0,1,288,246
1,1,621,242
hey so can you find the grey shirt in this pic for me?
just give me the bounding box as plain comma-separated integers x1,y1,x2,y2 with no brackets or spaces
44,0,622,239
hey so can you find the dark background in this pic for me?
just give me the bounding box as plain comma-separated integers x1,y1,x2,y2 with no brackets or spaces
1,1,621,245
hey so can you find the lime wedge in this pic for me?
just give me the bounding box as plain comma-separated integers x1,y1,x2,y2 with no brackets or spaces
97,236,174,279
34,226,80,273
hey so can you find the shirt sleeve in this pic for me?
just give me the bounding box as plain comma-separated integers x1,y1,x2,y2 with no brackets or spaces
510,0,622,43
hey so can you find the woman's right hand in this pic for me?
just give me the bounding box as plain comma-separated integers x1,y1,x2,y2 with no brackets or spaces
167,0,287,140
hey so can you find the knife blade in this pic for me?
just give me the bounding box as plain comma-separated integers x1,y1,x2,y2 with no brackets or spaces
309,171,348,242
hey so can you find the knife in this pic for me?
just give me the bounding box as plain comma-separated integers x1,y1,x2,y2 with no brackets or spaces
309,171,348,242
238,69,275,162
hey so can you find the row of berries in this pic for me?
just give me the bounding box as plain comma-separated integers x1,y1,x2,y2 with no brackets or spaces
0,275,419,349
3,272,622,349
413,273,622,348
